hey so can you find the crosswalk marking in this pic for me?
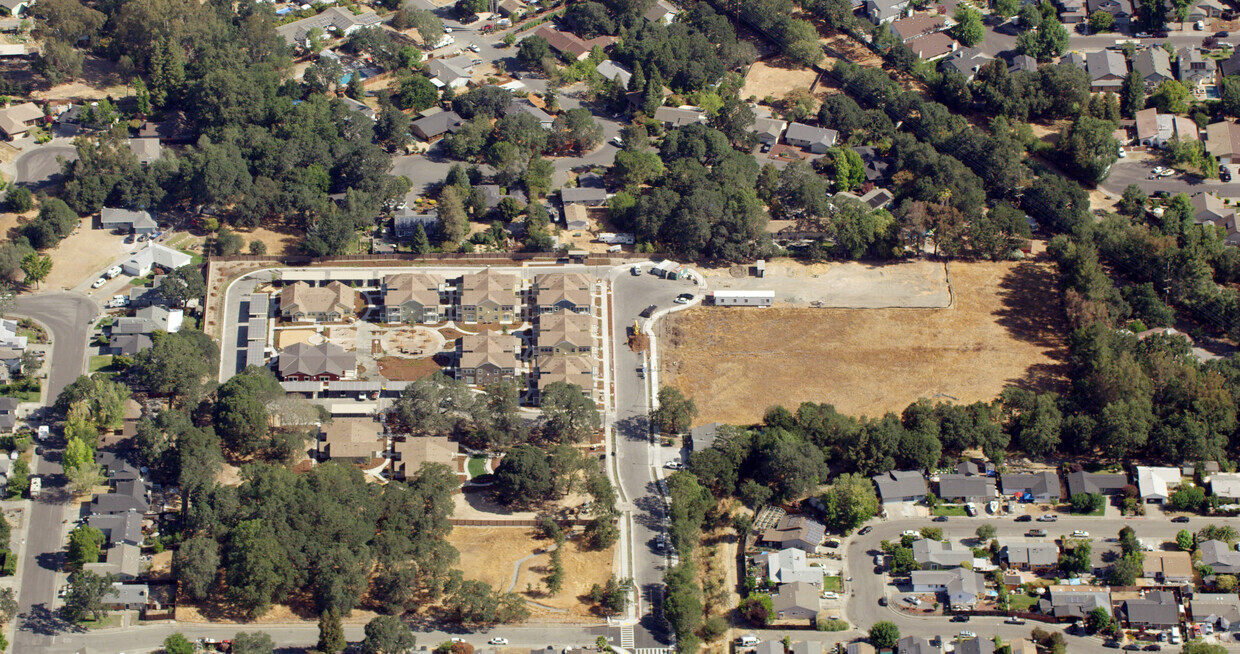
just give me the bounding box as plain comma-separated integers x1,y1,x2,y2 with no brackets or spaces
620,626,635,648
634,648,672,654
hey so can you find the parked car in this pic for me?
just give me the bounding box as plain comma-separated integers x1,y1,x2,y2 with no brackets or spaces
105,266,122,279
933,515,948,522
959,631,977,639
489,638,508,645
674,293,693,304
1071,530,1090,538
1104,641,1121,649
858,526,872,535
1217,30,1230,37
878,596,887,606
1005,617,1026,625
904,595,922,606
612,136,623,146
631,265,642,276
1135,31,1151,38
663,461,684,470
639,304,656,318
92,277,107,289
469,44,481,52
901,530,921,537
951,615,970,622
1221,166,1232,182
1027,529,1048,537
1172,516,1191,523
822,591,839,600
1015,514,1032,522
1143,645,1161,651
1195,20,1206,30
1037,514,1058,522
1125,645,1143,651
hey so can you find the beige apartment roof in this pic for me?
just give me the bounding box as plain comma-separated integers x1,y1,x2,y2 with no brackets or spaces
320,418,383,460
281,281,355,317
459,269,519,308
536,354,594,388
392,436,456,476
533,273,592,309
384,273,441,309
537,311,592,350
459,332,519,370
1143,550,1193,578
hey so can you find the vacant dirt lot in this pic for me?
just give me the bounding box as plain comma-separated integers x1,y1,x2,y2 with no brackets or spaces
660,261,1068,425
43,222,132,290
741,59,819,102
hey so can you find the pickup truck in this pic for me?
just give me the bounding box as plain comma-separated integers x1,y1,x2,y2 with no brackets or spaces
29,476,40,498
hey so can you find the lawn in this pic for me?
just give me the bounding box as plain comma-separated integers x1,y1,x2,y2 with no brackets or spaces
467,456,487,478
1008,594,1038,611
822,575,843,591
89,355,115,373
933,505,968,516
0,380,40,402
79,614,122,630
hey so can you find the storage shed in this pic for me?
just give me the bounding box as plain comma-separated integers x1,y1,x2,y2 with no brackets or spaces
711,290,774,306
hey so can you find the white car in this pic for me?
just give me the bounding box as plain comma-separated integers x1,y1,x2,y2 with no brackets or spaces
469,44,481,52
92,277,107,289
901,529,921,537
443,26,453,33
959,631,977,639
663,461,683,470
822,591,840,600
105,266,122,279
1071,530,1090,538
450,638,466,643
612,136,623,146
488,638,508,645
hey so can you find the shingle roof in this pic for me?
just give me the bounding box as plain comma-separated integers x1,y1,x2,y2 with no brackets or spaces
384,273,442,311
938,474,996,499
534,273,592,310
537,311,592,351
280,281,355,318
1001,471,1061,499
279,342,355,378
1003,542,1060,567
771,581,819,613
459,332,520,370
320,418,383,460
1066,471,1129,496
459,269,519,309
872,470,928,500
391,436,456,476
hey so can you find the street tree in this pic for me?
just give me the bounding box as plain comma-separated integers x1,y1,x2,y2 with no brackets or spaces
20,253,52,288
362,614,417,654
652,386,697,434
822,472,879,533
232,632,275,654
870,621,900,648
62,571,117,622
540,382,600,443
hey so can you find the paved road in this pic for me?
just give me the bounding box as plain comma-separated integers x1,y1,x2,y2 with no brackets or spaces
12,146,78,189
8,292,97,654
1101,157,1240,198
607,266,702,648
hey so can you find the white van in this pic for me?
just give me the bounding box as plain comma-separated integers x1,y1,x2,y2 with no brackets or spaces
737,636,760,647
29,476,40,498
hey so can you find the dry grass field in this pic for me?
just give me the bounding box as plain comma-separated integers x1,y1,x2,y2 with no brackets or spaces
660,261,1068,426
740,59,819,101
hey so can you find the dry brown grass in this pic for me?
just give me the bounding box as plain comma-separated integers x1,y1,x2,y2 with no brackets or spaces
660,260,1068,426
740,60,820,102
376,355,445,381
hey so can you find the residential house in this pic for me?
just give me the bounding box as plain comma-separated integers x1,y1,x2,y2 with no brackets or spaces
689,422,722,452
897,637,941,654
643,0,680,23
1059,0,1089,23
383,274,444,324
755,643,784,654
1207,121,1240,164
754,548,823,586
1087,0,1133,26
1142,551,1194,584
956,637,996,654
428,57,473,89
1010,641,1038,654
561,187,607,206
1221,51,1240,77
276,7,384,48
1002,542,1060,571
872,470,929,503
1190,192,1236,227
1174,116,1199,142
1009,54,1038,73
497,0,526,17
535,312,592,356
771,582,819,621
411,111,464,141
785,122,839,154
341,97,376,121
909,568,985,606
907,32,957,61
128,138,162,165
390,435,456,479
939,47,992,80
853,146,893,182
0,320,25,352
102,583,150,611
1199,539,1240,574
0,398,17,433
956,460,994,476
121,243,192,277
457,269,520,324
278,342,355,381
1060,51,1087,69
791,643,823,654
653,106,707,128
109,332,153,357
1177,47,1216,86
1066,471,1130,496
890,14,949,41
1209,473,1240,501
848,643,877,654
912,539,972,569
1133,47,1173,89
1001,471,1062,503
0,102,43,140
1039,585,1113,619
533,355,593,397
0,0,33,16
1136,108,1175,148
100,208,157,235
457,332,520,385
937,474,997,503
477,185,527,212
0,346,21,381
866,0,911,23
533,26,614,61
1136,466,1182,503
317,418,384,465
1190,594,1240,633
504,99,555,129
393,208,439,239
87,512,143,548
752,117,788,144
563,203,590,231
88,454,150,517
1086,49,1128,92
532,273,593,315
136,111,194,143
1188,0,1226,20
1119,591,1181,630
761,515,826,552
596,60,632,88
280,281,355,322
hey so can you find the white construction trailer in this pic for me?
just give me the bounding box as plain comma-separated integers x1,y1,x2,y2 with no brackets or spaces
710,290,774,306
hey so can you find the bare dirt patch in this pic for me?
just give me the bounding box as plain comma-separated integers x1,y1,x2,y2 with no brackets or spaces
235,226,300,257
276,328,317,349
740,59,819,102
660,260,1068,425
43,222,132,290
376,355,445,381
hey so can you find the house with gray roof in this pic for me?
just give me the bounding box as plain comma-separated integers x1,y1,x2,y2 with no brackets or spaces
0,398,17,433
910,568,985,606
562,187,608,206
504,99,554,128
428,57,473,89
1119,591,1180,629
278,342,356,381
897,637,941,654
412,111,464,142
755,548,823,586
912,539,971,569
1177,47,1216,86
866,0,911,23
100,208,157,234
689,422,722,452
1002,541,1060,571
1066,471,1130,496
761,515,826,552
1133,47,1173,89
1086,49,1128,92
1039,585,1112,619
939,47,992,80
752,117,788,144
772,582,819,621
937,474,997,503
653,106,707,128
872,470,928,503
276,7,384,48
1191,594,1240,633
393,209,439,239
1001,471,1062,503
785,122,838,153
956,637,996,654
128,137,162,165
596,60,632,88
1200,539,1240,574
1087,0,1133,26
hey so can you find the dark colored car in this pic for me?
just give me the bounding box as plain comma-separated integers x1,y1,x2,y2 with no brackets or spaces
1221,167,1232,182
1172,516,1191,523
878,597,887,606
1218,30,1231,37
1104,641,1121,649
1124,644,1142,651
858,526,872,535
1153,190,1171,199
933,516,948,522
1144,645,1162,651
1015,514,1032,522
951,615,970,622
639,304,657,318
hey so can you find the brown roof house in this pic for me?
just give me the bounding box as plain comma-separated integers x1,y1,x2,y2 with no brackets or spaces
0,102,43,140
532,273,593,315
391,435,457,479
761,515,826,552
458,332,520,386
383,273,444,324
535,312,593,356
534,355,594,399
278,342,356,381
1142,550,1193,584
533,26,615,61
458,269,521,324
1205,121,1240,165
317,418,386,472
280,281,356,322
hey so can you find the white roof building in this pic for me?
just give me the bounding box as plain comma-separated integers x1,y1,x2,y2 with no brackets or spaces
1136,466,1182,503
121,243,193,277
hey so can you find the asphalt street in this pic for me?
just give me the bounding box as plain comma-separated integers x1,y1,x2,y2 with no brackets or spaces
1101,158,1240,198
11,145,78,189
8,292,97,654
